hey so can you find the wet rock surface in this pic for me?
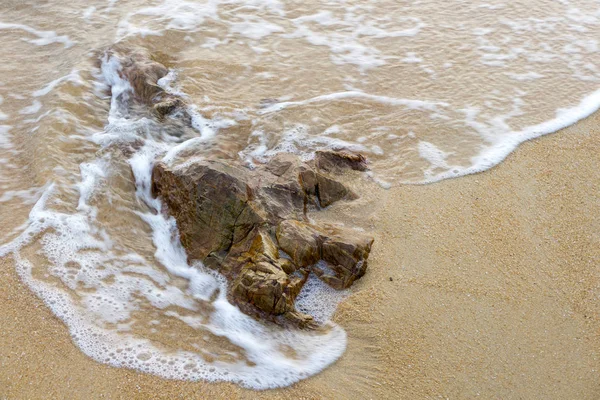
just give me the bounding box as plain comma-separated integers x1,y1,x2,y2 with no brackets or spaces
152,154,374,328
108,45,375,328
315,150,369,173
103,46,190,121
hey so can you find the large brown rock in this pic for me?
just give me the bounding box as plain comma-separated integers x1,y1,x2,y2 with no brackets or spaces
232,261,294,315
106,45,375,328
151,154,373,327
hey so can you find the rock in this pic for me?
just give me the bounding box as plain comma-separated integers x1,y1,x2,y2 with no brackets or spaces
298,168,318,199
278,258,297,275
315,150,368,172
152,154,373,327
119,48,169,105
258,181,306,222
102,46,190,120
232,261,293,315
276,220,320,267
151,160,264,260
317,225,374,289
247,229,280,262
153,97,185,119
277,220,373,290
106,46,376,328
265,155,294,177
316,173,357,208
230,230,311,323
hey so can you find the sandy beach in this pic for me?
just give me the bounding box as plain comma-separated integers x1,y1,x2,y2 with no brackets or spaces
2,111,598,399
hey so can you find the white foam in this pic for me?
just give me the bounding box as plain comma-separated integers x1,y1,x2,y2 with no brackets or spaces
258,91,447,115
0,186,44,204
295,274,349,324
418,141,453,180
230,16,285,40
402,52,423,63
33,70,83,97
115,0,425,71
504,71,545,81
323,125,341,135
156,70,184,97
420,87,600,183
241,124,373,165
116,0,284,40
365,171,392,189
0,95,7,121
82,6,96,21
76,159,108,211
0,125,13,150
284,12,424,70
19,100,42,115
0,22,74,48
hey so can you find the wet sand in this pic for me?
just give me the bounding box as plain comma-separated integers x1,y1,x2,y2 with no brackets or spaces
2,112,599,399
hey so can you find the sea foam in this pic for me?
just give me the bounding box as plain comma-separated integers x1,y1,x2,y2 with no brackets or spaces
0,22,74,48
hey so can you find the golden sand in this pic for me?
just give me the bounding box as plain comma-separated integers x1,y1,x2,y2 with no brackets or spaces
2,112,599,399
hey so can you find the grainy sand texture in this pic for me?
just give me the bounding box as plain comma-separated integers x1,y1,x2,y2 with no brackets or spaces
2,112,599,399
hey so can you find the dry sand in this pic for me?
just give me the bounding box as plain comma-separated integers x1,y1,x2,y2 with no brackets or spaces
1,112,599,399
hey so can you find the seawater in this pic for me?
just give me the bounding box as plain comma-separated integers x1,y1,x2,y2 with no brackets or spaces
0,0,598,389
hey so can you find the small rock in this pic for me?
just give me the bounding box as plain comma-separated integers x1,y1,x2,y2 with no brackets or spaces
315,150,368,172
276,220,320,268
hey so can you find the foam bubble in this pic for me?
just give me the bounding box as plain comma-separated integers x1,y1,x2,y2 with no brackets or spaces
295,273,350,324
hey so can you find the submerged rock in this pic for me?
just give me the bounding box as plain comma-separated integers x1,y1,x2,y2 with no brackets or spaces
152,153,374,328
315,150,369,173
102,45,190,121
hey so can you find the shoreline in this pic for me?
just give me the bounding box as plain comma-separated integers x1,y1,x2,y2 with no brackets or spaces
2,111,599,399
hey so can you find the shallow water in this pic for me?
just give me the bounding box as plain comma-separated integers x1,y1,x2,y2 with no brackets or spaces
0,0,599,389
